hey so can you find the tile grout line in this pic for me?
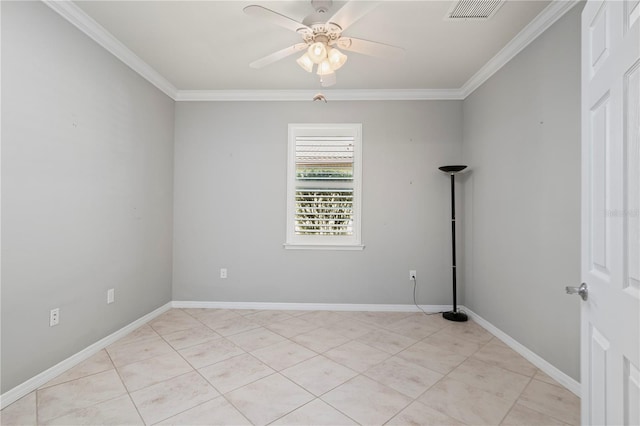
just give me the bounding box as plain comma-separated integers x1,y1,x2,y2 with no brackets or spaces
36,352,115,391
430,332,542,425
498,373,536,425
218,371,275,426
315,378,369,426
514,376,579,426
190,310,405,424
42,311,428,423
305,318,449,425
107,341,161,426
412,325,485,425
262,373,319,424
35,351,129,425
156,309,283,424
20,308,578,425
135,310,221,425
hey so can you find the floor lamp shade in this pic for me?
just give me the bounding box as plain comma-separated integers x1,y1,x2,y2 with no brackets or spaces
439,165,467,173
439,165,468,322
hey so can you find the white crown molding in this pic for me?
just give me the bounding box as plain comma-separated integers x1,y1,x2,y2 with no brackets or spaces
43,0,577,102
42,0,178,100
0,302,172,410
460,0,581,98
174,89,465,102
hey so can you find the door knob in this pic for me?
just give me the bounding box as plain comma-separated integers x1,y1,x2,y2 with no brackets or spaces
566,283,588,301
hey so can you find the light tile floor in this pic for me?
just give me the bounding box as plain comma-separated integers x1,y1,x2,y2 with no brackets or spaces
1,308,581,425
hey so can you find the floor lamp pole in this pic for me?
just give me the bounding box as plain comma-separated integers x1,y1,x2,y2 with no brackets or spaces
439,165,468,322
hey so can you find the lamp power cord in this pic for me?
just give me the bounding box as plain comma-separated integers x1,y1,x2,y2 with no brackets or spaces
412,276,443,316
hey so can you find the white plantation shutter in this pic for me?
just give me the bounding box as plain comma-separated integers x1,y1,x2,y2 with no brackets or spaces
296,136,355,177
295,136,354,236
286,124,363,249
295,189,354,235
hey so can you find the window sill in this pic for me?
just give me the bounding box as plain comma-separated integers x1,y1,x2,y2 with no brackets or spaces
283,243,365,251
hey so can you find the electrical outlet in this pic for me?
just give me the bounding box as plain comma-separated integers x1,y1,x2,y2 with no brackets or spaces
107,288,115,304
49,308,60,327
220,268,228,279
409,270,417,280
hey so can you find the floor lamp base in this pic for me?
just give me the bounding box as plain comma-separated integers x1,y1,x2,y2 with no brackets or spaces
442,310,468,322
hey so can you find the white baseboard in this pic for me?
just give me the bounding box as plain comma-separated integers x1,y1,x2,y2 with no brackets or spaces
2,300,580,410
172,300,452,313
0,302,172,410
461,306,581,397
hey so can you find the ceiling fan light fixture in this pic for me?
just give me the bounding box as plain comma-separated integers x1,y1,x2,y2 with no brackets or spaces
296,53,314,72
316,59,334,76
327,47,347,70
320,71,336,87
308,41,327,63
244,1,404,88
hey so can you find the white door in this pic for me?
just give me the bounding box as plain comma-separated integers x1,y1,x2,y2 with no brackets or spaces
580,0,640,424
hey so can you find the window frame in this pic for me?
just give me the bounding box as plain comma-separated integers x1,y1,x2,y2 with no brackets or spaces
285,123,364,250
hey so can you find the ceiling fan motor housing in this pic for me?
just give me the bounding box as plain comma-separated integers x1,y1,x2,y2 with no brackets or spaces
301,0,342,38
298,23,342,44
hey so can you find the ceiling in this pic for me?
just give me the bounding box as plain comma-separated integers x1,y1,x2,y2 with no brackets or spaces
69,0,556,94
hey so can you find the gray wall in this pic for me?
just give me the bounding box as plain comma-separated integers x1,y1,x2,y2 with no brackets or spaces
2,0,584,393
1,1,175,392
173,101,463,304
461,4,583,380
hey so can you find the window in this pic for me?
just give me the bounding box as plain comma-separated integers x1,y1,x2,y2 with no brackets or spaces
285,123,363,250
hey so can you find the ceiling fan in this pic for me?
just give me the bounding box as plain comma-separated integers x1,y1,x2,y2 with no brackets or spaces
244,0,405,87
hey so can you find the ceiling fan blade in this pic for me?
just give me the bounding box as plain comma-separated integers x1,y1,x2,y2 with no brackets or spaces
250,43,308,69
244,5,311,34
335,37,405,60
327,1,380,32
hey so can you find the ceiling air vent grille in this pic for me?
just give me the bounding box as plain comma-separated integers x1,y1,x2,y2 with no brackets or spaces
445,0,505,21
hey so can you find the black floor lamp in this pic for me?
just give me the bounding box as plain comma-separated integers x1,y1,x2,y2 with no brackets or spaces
439,165,468,322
